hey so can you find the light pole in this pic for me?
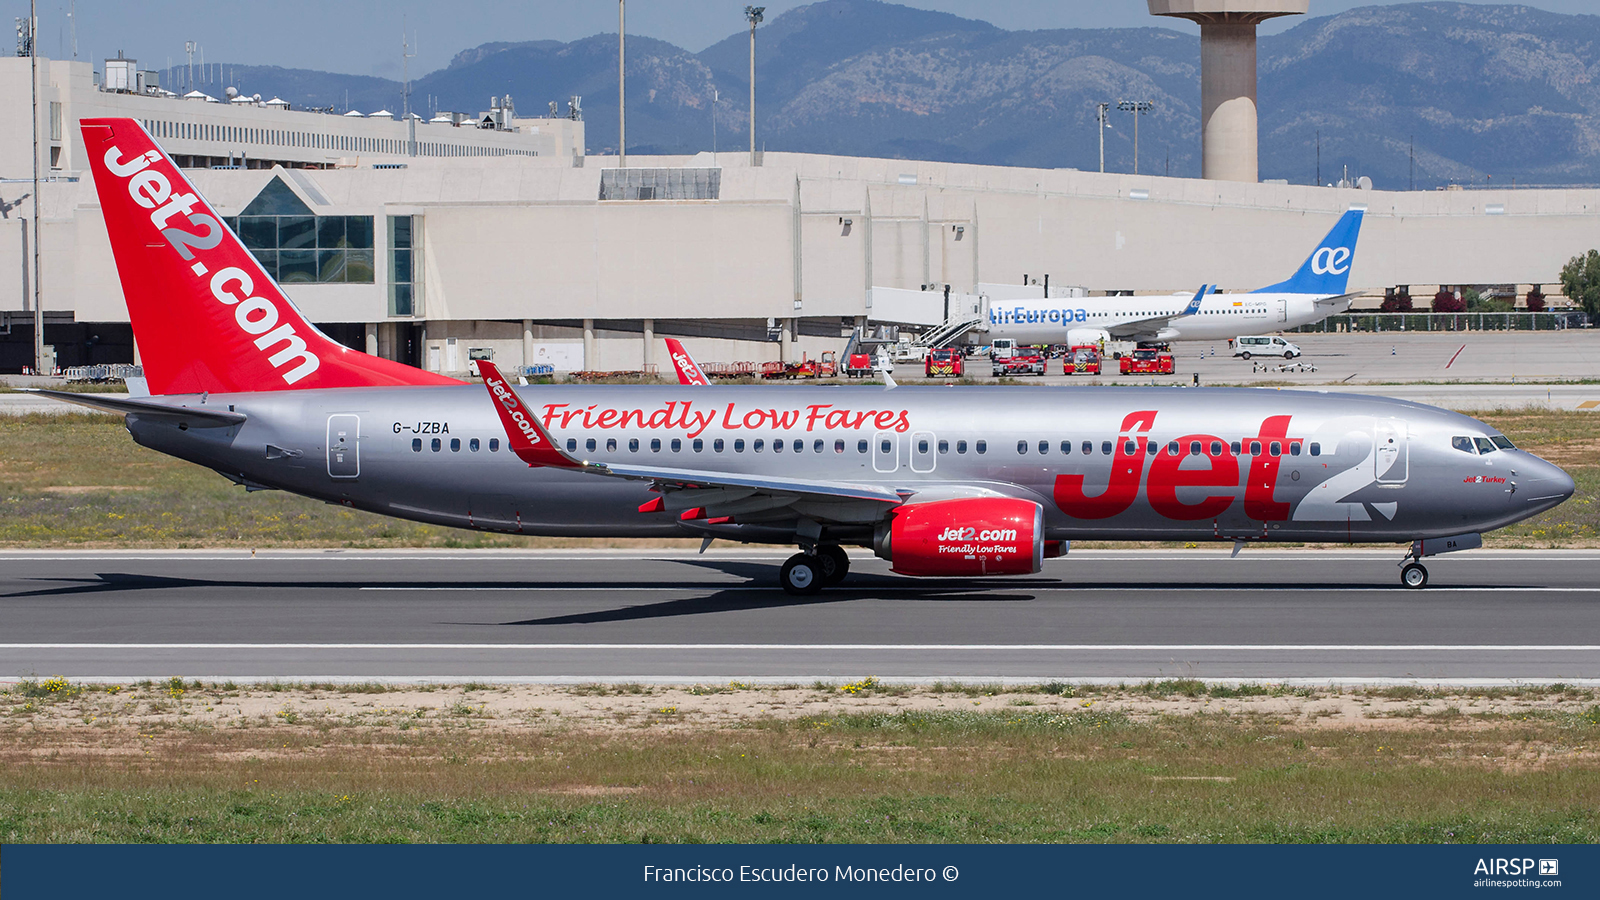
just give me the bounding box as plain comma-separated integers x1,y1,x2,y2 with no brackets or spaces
1095,102,1111,173
745,6,764,167
711,88,719,165
1117,100,1153,175
618,0,626,166
27,1,43,375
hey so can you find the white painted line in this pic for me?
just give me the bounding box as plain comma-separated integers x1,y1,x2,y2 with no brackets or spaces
354,585,1600,593
14,675,1600,688
3,643,1598,651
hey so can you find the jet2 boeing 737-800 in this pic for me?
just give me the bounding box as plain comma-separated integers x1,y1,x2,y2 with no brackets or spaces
983,209,1365,347
42,118,1574,594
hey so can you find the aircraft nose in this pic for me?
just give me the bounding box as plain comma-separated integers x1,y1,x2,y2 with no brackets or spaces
1522,455,1575,506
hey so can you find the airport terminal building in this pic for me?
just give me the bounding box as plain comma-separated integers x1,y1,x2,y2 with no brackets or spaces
3,55,1599,376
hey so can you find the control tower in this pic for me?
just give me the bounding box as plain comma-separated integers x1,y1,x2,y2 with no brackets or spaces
1148,0,1307,183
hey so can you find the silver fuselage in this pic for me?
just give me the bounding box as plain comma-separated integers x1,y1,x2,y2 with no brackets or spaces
126,384,1572,545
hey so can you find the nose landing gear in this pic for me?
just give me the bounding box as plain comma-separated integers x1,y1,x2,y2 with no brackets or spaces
1400,561,1429,589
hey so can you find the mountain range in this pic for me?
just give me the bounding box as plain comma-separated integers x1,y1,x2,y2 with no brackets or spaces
161,1,1600,189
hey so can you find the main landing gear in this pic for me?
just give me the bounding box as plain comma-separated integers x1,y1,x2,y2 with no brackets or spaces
779,544,851,595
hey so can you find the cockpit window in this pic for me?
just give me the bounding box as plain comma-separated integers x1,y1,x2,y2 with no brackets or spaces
1491,435,1515,450
1474,437,1497,454
1451,436,1476,454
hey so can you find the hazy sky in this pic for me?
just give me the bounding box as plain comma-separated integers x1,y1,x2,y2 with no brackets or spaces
7,0,1597,79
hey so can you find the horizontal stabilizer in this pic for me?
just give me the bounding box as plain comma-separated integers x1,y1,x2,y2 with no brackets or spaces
27,389,246,427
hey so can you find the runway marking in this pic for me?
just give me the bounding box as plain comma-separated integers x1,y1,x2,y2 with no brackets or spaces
3,643,1598,652
353,585,1600,593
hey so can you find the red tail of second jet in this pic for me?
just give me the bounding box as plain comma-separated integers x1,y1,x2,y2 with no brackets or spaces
82,117,459,395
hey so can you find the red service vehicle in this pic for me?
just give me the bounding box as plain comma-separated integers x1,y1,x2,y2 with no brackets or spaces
844,353,874,378
1063,345,1102,376
992,348,1046,376
924,347,964,377
1119,348,1176,375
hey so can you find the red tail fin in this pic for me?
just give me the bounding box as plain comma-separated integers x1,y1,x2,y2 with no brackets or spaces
476,361,581,469
81,118,459,394
664,338,711,386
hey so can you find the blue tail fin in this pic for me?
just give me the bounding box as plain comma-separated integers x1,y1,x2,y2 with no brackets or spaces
1251,209,1364,295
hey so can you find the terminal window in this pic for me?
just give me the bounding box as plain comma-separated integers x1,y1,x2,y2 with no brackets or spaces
388,215,422,317
226,177,374,284
599,168,721,201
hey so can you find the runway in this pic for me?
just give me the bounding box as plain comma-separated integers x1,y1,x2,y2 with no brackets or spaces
2,549,1598,684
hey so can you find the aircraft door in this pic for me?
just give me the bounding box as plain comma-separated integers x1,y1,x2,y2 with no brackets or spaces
1374,418,1408,484
327,414,360,478
911,431,936,473
873,431,899,473
1277,300,1288,322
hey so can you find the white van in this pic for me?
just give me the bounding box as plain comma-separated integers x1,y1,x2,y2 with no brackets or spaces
1233,335,1301,360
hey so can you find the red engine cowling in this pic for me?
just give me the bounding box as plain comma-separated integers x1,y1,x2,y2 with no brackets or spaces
874,498,1045,577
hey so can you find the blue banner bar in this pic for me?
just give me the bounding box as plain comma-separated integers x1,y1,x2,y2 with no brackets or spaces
2,844,1590,898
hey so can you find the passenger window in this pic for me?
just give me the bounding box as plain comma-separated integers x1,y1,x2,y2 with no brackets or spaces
1270,441,1282,457
693,439,704,452
1249,440,1261,456
629,438,640,452
1123,440,1137,456
916,439,930,453
773,437,784,453
1146,442,1157,456
1474,437,1497,454
957,440,967,454
471,438,481,452
585,438,596,452
794,439,803,453
976,440,987,455
940,440,950,454
858,440,868,453
754,439,765,452
1289,441,1301,456
1018,440,1028,455
882,439,893,454
1101,441,1112,456
1167,441,1180,456
431,438,441,452
735,439,746,452
1230,441,1241,455
671,438,682,452
489,438,500,452
1060,441,1071,454
1309,442,1320,457
1210,441,1223,456
607,438,617,452
714,438,724,452
651,438,662,452
836,439,846,453
412,438,422,452
1189,441,1201,457
814,439,824,453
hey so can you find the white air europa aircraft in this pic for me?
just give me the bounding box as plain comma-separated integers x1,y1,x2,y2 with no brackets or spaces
982,210,1365,347
42,119,1573,595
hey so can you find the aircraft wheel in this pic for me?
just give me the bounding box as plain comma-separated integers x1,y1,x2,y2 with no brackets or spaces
780,553,825,595
1240,351,1252,360
815,544,851,585
1401,562,1429,589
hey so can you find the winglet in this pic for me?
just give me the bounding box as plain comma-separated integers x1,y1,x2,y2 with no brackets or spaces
663,338,711,385
1179,285,1209,317
476,361,582,469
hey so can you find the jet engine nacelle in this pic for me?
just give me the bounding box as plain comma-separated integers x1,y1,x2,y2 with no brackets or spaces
873,497,1044,577
1066,327,1112,347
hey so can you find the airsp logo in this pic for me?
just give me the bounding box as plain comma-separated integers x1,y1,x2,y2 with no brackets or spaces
1311,246,1352,275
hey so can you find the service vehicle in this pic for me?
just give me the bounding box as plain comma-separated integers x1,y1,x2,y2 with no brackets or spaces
924,348,964,377
1233,335,1302,360
46,118,1575,597
1119,348,1176,375
1063,345,1102,375
992,346,1047,376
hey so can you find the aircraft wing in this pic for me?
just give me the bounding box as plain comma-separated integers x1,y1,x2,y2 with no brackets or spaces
25,389,247,427
476,362,902,518
1101,285,1209,339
